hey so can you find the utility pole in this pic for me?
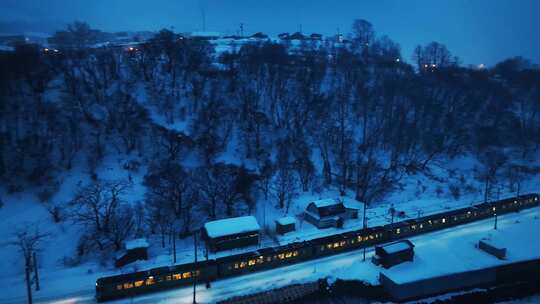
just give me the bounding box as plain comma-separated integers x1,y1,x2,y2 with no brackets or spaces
205,243,210,288
25,259,32,304
389,204,395,224
362,201,368,261
173,227,177,264
240,23,244,37
193,231,198,304
33,252,40,291
494,186,500,230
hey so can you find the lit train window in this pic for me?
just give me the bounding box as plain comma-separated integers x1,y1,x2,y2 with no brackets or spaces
442,218,446,223
166,275,172,281
116,284,123,290
285,252,293,258
123,282,134,289
492,207,496,211
145,276,155,285
172,273,181,280
396,228,400,234
357,236,362,242
535,197,538,201
134,280,144,287
240,261,247,268
369,235,374,240
257,256,264,264
293,251,299,256
248,259,256,266
234,263,239,269
278,253,285,260
340,241,346,246
267,256,273,262
419,224,423,228
182,272,191,279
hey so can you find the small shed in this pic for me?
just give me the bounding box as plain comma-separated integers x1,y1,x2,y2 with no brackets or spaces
203,216,261,252
276,216,296,235
372,240,414,269
115,238,149,268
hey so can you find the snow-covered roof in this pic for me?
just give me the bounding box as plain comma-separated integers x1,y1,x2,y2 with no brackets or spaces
310,198,342,208
204,216,260,239
125,238,149,250
191,31,221,38
276,216,296,226
382,241,413,254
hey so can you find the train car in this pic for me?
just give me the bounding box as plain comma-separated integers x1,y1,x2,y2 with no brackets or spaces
216,241,313,277
312,232,352,257
312,226,387,258
96,193,540,302
96,260,217,302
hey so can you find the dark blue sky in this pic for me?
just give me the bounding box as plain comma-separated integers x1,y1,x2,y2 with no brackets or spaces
1,0,539,66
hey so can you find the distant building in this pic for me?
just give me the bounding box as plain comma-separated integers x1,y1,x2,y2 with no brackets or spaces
202,216,261,252
310,33,323,41
190,31,221,40
251,32,269,40
289,32,306,40
304,198,358,229
278,32,290,40
372,240,414,269
0,35,26,47
223,35,243,40
115,238,149,268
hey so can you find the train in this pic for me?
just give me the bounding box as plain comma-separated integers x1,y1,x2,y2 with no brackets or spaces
96,193,539,302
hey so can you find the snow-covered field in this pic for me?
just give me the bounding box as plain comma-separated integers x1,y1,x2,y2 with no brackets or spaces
1,151,540,303
1,200,540,303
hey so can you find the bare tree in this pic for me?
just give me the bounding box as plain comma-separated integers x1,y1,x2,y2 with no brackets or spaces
144,161,197,234
351,19,375,50
68,180,134,252
270,165,298,214
477,150,507,203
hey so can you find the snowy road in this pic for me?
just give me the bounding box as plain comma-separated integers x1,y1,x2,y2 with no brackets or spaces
10,206,540,304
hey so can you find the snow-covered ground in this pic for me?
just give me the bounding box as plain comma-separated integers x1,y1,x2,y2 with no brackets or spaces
1,151,540,303
1,202,539,303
